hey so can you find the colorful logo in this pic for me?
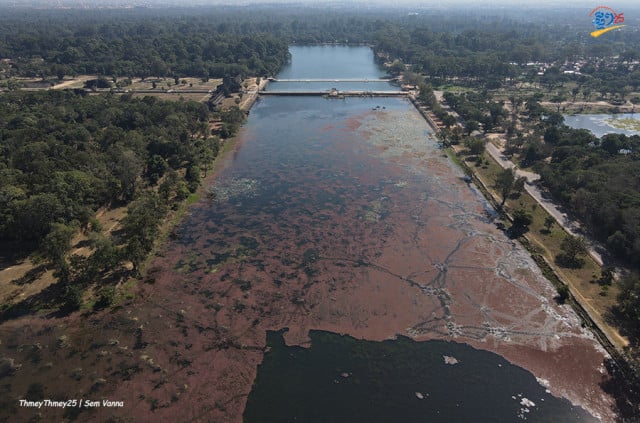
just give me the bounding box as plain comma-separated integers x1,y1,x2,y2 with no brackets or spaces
590,6,625,38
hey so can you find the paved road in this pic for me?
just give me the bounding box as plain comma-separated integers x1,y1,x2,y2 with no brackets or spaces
484,141,604,266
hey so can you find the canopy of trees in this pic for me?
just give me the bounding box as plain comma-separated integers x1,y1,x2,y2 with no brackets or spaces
530,126,640,267
0,90,218,255
0,9,290,79
2,5,639,88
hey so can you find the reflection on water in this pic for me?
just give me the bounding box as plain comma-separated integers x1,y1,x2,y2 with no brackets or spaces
277,45,388,80
269,45,396,92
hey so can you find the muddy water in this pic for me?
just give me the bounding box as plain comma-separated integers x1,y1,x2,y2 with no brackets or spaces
0,47,616,423
181,95,608,421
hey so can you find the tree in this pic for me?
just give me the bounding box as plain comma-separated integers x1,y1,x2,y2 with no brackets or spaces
464,119,479,136
617,273,640,331
550,92,567,113
480,114,494,133
121,193,167,274
513,176,526,195
494,168,515,208
557,235,588,268
146,154,167,185
465,137,485,156
600,134,623,155
571,86,580,102
508,94,522,116
544,112,564,127
40,223,75,266
544,126,560,145
441,114,456,129
556,284,570,304
12,194,65,242
185,164,201,192
487,101,506,128
543,216,555,233
509,208,533,237
40,223,76,283
108,147,143,201
389,60,405,76
598,266,615,286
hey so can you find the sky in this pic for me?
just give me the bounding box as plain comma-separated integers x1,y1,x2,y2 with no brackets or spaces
0,0,638,13
0,0,637,6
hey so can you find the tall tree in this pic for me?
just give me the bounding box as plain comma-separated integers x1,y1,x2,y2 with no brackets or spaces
494,168,515,208
557,235,588,268
120,193,167,274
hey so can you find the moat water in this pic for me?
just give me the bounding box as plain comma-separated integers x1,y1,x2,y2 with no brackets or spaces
195,46,597,422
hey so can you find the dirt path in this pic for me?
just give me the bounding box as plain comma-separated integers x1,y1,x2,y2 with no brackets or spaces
50,75,93,90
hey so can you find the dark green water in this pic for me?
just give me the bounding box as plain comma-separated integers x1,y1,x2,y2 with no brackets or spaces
244,331,596,423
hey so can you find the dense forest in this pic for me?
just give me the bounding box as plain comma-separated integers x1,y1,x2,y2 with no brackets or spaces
0,90,239,308
536,124,640,265
1,5,639,85
0,90,209,239
0,9,290,79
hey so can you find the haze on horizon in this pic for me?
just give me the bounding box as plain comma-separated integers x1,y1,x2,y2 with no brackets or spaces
1,0,638,8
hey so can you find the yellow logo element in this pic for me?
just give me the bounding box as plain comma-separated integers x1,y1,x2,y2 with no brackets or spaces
590,24,625,38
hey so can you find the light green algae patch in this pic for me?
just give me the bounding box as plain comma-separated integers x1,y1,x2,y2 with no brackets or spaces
605,117,640,132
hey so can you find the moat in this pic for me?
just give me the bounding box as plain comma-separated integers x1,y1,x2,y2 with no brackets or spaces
0,45,615,422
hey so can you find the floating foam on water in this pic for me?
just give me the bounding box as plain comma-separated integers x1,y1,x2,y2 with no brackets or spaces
520,398,535,407
443,355,459,365
535,377,550,388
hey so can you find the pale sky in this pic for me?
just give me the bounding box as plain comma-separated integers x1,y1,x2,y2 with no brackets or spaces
1,0,638,6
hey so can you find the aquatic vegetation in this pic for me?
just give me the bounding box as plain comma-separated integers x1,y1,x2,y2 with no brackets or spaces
605,117,640,132
208,178,260,202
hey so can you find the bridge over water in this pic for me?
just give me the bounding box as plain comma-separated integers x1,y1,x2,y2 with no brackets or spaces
268,78,395,83
259,90,408,97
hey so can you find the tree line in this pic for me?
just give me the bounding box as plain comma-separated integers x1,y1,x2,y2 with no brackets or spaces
2,6,639,89
0,10,290,80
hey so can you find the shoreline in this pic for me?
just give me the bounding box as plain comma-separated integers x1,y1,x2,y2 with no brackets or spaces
541,100,637,114
408,93,639,419
0,88,619,423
